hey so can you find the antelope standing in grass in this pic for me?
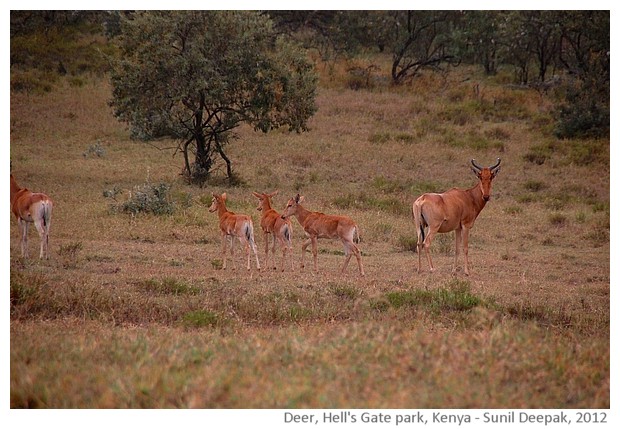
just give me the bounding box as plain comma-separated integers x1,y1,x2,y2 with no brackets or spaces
252,191,293,271
208,192,261,271
413,158,501,275
281,194,364,276
10,174,53,259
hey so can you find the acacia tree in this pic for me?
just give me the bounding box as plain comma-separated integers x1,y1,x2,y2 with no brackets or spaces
110,11,317,184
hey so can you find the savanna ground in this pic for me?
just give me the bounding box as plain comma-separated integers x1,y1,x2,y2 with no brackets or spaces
9,58,610,410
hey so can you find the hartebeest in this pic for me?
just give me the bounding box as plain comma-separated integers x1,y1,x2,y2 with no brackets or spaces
10,174,53,259
412,158,501,275
208,192,261,271
281,194,364,276
252,191,293,271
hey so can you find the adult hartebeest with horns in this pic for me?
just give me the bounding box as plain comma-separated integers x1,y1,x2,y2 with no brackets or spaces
281,193,365,276
412,158,501,275
10,174,53,259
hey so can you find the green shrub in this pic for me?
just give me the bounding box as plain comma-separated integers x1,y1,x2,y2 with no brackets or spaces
116,181,175,215
554,81,609,139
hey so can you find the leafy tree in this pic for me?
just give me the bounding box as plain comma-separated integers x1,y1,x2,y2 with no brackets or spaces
109,11,317,184
454,11,502,75
554,11,609,138
387,11,460,85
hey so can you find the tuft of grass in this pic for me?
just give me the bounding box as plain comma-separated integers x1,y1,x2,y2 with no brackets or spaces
58,241,83,256
523,140,559,165
136,277,201,296
83,140,106,158
369,132,391,144
549,213,568,227
329,283,360,300
10,270,48,313
332,192,409,216
397,234,418,252
181,310,220,328
503,206,523,215
58,241,83,268
385,279,481,313
524,180,547,192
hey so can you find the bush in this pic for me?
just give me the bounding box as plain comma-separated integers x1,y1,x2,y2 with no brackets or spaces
554,79,609,139
111,181,175,216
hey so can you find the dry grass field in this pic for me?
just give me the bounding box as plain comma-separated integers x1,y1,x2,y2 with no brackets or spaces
9,60,610,410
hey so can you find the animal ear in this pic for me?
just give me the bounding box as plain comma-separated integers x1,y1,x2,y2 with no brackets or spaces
294,193,300,203
270,190,279,197
297,195,305,204
221,192,227,200
492,166,501,177
471,167,480,177
252,192,261,198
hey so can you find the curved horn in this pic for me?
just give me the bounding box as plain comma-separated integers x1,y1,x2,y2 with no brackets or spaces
490,158,501,171
471,159,483,172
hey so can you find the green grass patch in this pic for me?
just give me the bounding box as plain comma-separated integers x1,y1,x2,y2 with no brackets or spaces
332,192,409,216
385,279,481,313
181,310,220,328
136,277,201,296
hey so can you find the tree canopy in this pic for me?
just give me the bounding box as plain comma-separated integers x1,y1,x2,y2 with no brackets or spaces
109,11,318,184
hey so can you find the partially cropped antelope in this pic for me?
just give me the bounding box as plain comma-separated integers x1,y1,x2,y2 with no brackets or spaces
252,191,293,271
10,174,53,259
281,194,364,276
412,158,501,275
208,192,261,271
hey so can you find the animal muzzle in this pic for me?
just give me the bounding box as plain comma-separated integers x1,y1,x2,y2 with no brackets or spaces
483,195,490,202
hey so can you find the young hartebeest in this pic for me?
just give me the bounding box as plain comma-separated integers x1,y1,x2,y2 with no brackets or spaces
252,191,293,271
208,192,261,271
281,194,364,276
412,158,501,275
10,174,53,259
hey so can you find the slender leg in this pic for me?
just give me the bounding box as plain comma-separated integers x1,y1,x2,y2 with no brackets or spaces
341,240,352,273
462,228,471,275
34,217,48,259
300,237,312,270
453,228,462,274
229,235,237,270
263,232,270,269
311,236,318,272
20,219,29,259
417,239,423,273
221,233,228,269
271,234,278,270
250,235,260,270
423,227,440,272
353,243,364,276
238,236,250,270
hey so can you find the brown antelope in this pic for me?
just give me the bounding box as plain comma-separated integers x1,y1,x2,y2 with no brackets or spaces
10,174,53,259
208,192,261,271
252,191,293,271
281,194,364,276
412,158,501,275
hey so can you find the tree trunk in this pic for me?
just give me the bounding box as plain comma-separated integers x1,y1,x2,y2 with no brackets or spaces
215,134,233,181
